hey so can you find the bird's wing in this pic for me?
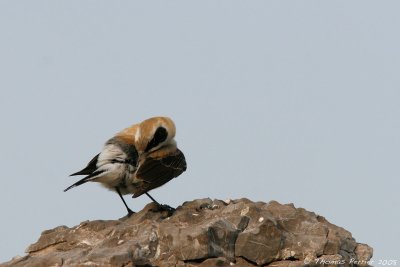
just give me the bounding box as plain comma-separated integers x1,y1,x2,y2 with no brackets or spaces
70,153,100,176
132,148,186,197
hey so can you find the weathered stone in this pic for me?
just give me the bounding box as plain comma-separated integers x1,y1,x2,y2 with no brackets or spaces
197,257,232,267
267,260,304,267
0,198,373,267
355,244,374,266
313,254,345,267
235,218,282,265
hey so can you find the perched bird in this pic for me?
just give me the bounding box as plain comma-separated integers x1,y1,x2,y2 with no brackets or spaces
64,117,187,216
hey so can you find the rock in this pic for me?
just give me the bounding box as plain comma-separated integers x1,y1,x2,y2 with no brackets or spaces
235,218,281,265
0,198,373,267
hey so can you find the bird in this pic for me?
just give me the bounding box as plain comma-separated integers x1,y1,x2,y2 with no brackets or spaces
64,116,187,216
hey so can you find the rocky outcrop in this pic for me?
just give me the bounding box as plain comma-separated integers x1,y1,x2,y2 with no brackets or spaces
1,198,373,267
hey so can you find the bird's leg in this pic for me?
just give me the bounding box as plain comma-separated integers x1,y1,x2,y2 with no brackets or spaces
145,192,161,205
116,187,135,216
145,192,175,213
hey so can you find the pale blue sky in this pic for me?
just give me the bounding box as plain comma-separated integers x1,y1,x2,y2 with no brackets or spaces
0,1,399,263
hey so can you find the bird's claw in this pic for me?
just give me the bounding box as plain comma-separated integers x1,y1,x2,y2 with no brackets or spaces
151,204,175,215
127,209,136,217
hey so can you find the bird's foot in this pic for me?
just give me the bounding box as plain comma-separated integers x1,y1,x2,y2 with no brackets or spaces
127,209,136,217
119,209,136,220
151,204,175,216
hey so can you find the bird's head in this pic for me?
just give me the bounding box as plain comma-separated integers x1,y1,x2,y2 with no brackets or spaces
135,116,176,153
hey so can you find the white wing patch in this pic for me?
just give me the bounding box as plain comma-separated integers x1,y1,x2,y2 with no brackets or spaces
92,144,130,189
97,144,127,165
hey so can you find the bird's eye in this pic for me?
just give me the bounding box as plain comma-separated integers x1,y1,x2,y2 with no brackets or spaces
145,127,168,152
